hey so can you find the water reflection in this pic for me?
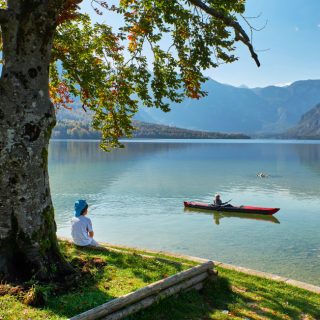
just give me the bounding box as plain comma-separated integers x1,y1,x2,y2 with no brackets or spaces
184,207,280,225
49,139,190,163
295,143,320,176
49,140,320,211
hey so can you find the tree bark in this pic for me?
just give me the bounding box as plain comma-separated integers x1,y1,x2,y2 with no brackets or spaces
0,0,72,281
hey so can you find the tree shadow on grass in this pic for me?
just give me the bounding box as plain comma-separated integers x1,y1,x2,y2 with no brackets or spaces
127,274,320,320
228,273,320,319
40,243,186,318
126,275,237,320
257,288,320,319
22,243,319,320
78,245,184,283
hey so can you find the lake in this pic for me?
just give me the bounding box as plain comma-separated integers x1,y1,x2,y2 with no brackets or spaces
49,139,320,286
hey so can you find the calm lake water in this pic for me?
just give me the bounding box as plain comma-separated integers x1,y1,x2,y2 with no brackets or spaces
49,139,320,286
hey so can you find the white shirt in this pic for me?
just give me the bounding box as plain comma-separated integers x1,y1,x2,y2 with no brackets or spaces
71,215,93,246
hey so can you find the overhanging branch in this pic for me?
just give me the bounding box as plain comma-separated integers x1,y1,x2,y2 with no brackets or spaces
188,0,260,67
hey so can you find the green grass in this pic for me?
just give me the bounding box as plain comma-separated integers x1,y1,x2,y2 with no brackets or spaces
0,241,189,320
130,267,320,320
0,241,319,320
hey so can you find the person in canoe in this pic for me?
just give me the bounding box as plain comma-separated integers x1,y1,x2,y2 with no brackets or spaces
214,193,223,205
213,194,233,207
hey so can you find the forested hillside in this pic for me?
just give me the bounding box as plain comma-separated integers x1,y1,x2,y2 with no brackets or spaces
52,120,250,140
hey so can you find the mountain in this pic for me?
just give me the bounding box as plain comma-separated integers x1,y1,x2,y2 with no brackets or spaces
135,79,320,134
135,80,275,133
56,78,320,135
253,80,320,128
285,103,320,139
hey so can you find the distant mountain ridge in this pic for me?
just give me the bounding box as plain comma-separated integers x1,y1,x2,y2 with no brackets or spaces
285,103,320,139
253,80,320,127
56,78,320,135
135,79,320,134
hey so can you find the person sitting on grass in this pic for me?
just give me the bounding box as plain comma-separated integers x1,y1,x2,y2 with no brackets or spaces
71,199,99,247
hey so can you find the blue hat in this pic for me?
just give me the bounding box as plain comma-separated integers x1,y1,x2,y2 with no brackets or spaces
74,200,88,217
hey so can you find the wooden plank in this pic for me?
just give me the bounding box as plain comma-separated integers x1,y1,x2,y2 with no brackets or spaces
102,273,208,320
187,282,203,292
70,261,213,320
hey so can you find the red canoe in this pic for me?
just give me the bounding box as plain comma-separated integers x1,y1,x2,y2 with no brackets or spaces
184,201,279,215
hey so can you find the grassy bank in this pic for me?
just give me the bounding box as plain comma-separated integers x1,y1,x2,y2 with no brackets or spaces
1,241,319,320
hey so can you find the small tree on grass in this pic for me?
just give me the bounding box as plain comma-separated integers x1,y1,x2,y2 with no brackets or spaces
0,0,260,282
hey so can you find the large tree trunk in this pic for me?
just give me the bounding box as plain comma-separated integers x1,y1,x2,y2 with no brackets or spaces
0,0,72,281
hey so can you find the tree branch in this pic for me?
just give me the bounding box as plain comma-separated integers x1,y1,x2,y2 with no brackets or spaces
188,0,260,67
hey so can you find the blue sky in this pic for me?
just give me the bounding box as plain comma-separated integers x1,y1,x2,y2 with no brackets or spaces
81,0,320,87
209,0,320,87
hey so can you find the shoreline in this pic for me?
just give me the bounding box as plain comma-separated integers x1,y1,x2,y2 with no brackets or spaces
59,237,320,294
50,138,320,143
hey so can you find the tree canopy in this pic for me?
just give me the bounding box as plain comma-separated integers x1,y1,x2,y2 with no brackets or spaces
2,0,259,150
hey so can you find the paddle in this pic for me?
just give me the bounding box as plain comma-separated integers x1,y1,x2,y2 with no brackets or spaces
223,199,232,205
